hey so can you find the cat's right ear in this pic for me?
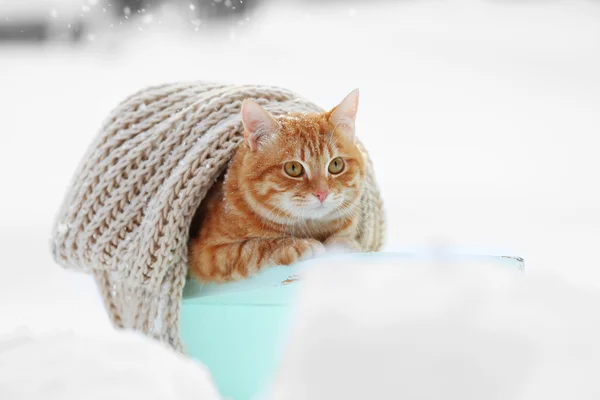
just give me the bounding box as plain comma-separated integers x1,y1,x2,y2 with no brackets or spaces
329,89,359,137
241,99,279,152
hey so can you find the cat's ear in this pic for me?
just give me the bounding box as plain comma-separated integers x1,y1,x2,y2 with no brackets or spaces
329,89,359,136
241,99,279,152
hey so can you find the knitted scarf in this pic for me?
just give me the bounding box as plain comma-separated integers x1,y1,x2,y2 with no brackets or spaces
51,82,385,350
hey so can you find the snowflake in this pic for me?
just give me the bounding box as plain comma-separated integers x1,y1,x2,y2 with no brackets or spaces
57,223,71,235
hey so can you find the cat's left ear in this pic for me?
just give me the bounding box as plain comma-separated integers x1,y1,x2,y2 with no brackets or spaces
329,89,359,137
241,99,280,152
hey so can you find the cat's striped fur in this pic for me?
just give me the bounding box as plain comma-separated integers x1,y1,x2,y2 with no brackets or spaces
188,90,365,281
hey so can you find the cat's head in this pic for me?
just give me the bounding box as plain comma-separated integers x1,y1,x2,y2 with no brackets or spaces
238,90,365,223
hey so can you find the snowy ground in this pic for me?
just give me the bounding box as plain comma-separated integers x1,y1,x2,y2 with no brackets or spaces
1,0,600,397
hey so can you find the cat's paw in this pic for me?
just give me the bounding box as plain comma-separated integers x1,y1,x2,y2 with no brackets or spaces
294,238,326,261
271,238,324,266
324,237,361,253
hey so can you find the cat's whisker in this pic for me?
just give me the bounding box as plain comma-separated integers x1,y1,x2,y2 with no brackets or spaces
336,200,365,225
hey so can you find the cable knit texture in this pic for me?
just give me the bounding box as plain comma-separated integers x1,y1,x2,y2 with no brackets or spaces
50,82,385,350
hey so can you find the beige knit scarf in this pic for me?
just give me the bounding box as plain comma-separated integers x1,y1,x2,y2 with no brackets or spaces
51,82,385,350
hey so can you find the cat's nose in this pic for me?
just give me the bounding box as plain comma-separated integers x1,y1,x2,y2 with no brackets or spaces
313,190,329,203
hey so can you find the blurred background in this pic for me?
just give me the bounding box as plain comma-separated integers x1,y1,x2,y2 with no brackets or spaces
1,0,599,336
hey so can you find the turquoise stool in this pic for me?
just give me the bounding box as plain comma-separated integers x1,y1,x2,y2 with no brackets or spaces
180,252,524,400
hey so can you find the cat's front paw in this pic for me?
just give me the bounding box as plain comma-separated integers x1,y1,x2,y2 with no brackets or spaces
294,238,326,261
271,238,325,266
324,237,361,253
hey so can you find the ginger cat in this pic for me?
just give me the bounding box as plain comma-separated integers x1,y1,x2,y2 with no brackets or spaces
188,89,366,282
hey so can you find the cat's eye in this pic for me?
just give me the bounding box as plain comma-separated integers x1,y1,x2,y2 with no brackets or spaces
328,157,345,174
284,161,304,177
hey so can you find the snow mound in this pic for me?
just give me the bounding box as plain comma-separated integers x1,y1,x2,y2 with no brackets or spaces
270,257,600,400
0,328,221,400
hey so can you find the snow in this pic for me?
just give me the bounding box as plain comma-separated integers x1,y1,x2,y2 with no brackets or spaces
269,258,600,399
0,329,220,399
0,0,599,397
